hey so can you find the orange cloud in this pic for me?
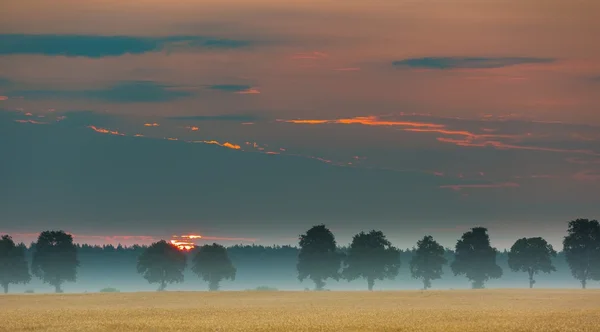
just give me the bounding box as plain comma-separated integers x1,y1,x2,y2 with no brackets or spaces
0,96,7,101
194,140,241,150
186,126,199,131
440,182,520,191
88,126,125,136
279,116,444,128
236,88,260,94
144,123,160,127
241,122,255,125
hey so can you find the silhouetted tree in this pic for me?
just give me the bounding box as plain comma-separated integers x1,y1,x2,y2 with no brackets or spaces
409,235,448,290
563,218,600,289
192,243,236,291
343,230,401,290
0,235,31,294
136,240,186,291
31,231,79,293
451,227,502,289
508,237,557,288
297,225,344,290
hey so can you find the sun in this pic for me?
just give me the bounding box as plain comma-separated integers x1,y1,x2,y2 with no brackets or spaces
169,234,203,251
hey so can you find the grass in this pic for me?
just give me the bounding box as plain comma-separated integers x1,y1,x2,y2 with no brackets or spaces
1,289,599,331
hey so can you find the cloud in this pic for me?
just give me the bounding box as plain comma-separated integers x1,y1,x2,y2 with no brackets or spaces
392,57,554,70
0,34,254,58
207,84,259,94
278,116,444,128
0,96,7,101
166,114,261,122
440,182,520,191
15,81,194,103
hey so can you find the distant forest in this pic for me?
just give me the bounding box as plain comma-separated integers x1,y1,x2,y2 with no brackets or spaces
1,219,599,293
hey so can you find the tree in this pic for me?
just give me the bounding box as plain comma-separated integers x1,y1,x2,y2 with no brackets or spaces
563,218,600,289
191,243,236,291
31,231,79,293
409,235,447,290
508,237,557,288
297,225,344,290
136,240,187,291
451,227,502,289
342,230,401,291
0,235,31,294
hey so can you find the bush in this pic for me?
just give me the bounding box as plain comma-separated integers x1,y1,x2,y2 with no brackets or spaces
24,289,34,294
99,287,120,293
252,286,278,291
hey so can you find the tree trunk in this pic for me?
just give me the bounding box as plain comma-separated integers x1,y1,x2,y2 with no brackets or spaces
2,283,8,294
581,279,587,289
55,284,63,293
472,280,484,289
313,278,325,291
423,278,431,290
528,269,535,289
158,280,166,291
209,279,220,291
367,277,375,291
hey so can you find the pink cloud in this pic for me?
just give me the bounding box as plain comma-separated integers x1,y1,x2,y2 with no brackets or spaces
440,182,520,191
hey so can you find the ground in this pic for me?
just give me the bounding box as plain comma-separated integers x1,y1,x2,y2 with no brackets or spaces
1,290,599,331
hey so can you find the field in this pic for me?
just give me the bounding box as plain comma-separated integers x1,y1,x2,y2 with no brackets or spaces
2,290,600,332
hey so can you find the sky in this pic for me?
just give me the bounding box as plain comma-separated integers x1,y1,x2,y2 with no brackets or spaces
1,0,599,250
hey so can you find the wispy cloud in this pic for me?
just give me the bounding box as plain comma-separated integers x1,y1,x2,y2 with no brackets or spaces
166,114,260,122
278,116,444,128
392,57,554,70
440,182,520,191
207,84,260,94
0,34,254,58
14,81,194,103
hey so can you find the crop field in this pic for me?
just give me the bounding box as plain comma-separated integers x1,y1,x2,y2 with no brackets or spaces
1,289,600,331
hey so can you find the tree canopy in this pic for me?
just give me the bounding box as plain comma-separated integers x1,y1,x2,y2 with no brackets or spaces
297,225,344,290
31,231,79,293
343,230,401,290
0,235,31,294
451,227,502,289
191,243,236,291
136,240,187,291
508,237,557,288
563,218,600,289
409,235,448,290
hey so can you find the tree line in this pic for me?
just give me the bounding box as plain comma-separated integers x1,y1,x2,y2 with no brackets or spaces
1,218,599,293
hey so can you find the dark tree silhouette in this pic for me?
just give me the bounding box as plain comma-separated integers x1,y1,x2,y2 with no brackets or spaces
191,243,236,291
563,218,600,289
31,231,79,293
342,230,401,290
297,225,344,290
451,227,502,289
409,235,448,290
508,237,557,288
136,240,186,291
0,235,31,294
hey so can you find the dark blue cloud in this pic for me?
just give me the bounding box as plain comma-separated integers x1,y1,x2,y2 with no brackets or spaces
0,34,254,58
14,81,193,103
392,57,554,69
166,114,260,121
207,84,252,92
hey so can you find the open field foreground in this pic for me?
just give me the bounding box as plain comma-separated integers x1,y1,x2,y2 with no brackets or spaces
2,290,600,332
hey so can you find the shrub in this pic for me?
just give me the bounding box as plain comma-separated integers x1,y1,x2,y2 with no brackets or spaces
99,287,120,293
252,286,278,291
